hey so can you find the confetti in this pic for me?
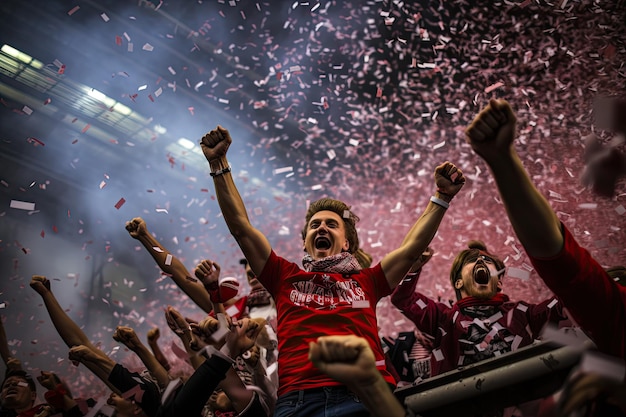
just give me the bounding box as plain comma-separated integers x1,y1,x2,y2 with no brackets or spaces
26,137,45,147
352,300,370,308
114,198,126,210
10,200,35,211
506,267,530,280
484,82,504,93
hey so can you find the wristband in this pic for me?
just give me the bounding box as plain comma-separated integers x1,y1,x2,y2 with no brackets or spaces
210,166,231,177
430,196,450,209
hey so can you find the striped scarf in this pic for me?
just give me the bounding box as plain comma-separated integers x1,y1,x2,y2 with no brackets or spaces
302,252,362,274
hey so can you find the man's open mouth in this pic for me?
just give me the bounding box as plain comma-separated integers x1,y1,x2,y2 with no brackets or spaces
315,237,331,250
473,263,491,285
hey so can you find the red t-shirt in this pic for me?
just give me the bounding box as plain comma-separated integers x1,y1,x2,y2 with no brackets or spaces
258,250,395,396
529,223,626,360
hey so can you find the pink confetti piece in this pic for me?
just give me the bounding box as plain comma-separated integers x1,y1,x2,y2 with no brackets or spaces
114,198,126,210
43,98,51,105
484,81,504,93
352,300,370,308
40,230,45,238
27,137,45,147
81,124,91,133
115,36,122,46
67,6,80,15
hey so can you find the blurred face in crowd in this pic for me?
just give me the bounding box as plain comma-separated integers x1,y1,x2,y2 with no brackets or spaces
455,253,502,299
1,376,36,412
245,262,263,291
304,210,349,260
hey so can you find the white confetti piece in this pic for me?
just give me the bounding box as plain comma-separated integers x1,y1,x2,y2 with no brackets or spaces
487,311,503,323
142,43,154,52
432,141,446,150
507,267,530,280
273,166,293,175
432,349,444,362
10,200,35,211
578,352,626,381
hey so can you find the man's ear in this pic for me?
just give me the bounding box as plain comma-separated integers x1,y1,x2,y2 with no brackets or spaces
454,279,463,290
342,239,349,251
